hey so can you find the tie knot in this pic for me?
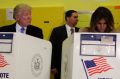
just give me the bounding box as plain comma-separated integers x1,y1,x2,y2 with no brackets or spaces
70,28,74,34
20,27,25,33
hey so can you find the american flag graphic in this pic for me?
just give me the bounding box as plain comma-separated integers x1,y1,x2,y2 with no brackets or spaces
84,57,112,76
0,54,9,67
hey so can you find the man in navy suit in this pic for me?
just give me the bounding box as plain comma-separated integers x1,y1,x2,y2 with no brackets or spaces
0,3,43,39
50,10,79,79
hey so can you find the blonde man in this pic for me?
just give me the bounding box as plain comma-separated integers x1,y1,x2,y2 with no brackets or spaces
0,3,43,39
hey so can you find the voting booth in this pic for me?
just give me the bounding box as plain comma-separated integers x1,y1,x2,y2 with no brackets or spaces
0,33,52,79
61,33,120,79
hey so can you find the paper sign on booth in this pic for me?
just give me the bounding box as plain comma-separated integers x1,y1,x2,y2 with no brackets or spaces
80,34,116,56
0,33,13,53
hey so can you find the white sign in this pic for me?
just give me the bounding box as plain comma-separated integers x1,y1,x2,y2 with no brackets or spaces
6,8,14,20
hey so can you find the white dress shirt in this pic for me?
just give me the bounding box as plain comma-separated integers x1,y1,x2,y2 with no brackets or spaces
16,23,27,34
65,24,75,37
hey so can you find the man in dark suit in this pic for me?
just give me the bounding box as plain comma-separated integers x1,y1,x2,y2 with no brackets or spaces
50,10,79,79
0,3,43,39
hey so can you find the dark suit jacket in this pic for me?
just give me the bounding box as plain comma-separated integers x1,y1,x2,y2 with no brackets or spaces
0,23,43,39
49,25,79,78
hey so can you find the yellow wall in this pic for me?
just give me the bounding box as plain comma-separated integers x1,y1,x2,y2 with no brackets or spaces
107,6,120,29
0,9,15,26
31,7,64,40
0,0,120,10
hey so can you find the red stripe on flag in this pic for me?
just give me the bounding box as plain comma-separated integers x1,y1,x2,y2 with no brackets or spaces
0,54,9,67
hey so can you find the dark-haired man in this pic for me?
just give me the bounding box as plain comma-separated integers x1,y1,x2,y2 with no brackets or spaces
50,10,79,79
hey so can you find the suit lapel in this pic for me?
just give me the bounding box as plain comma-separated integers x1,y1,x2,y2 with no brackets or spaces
26,25,32,35
11,23,17,32
63,25,68,38
75,27,79,32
